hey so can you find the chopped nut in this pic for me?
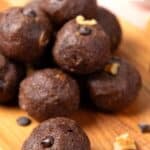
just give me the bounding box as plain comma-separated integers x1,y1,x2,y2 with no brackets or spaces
55,74,66,81
76,15,97,26
76,15,84,23
39,31,49,46
114,133,137,150
104,62,120,75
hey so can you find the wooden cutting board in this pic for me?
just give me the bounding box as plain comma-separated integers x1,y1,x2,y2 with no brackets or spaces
0,1,150,150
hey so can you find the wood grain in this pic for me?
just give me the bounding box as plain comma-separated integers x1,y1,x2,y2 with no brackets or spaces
0,1,150,150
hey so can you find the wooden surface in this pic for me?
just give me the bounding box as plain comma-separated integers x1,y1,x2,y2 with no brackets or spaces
0,1,150,150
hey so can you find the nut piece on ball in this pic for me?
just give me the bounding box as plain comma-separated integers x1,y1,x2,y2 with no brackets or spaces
0,7,52,63
53,16,111,74
22,117,90,150
96,7,122,51
19,69,80,121
0,53,25,103
87,57,142,112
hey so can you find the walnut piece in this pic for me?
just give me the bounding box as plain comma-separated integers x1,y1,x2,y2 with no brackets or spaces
114,133,137,150
39,31,49,46
55,74,66,81
104,62,120,75
76,15,97,26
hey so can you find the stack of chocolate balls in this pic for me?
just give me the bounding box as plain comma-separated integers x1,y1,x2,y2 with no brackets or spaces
0,0,142,149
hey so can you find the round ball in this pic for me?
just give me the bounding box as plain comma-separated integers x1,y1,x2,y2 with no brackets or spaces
53,17,111,74
24,0,49,18
24,2,54,68
38,0,98,26
87,57,142,112
0,7,52,63
22,117,90,150
0,53,25,103
19,69,80,121
96,7,122,51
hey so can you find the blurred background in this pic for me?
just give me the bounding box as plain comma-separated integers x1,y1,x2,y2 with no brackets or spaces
4,0,150,28
100,0,150,28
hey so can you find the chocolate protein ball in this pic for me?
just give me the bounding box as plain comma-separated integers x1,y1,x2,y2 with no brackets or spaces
0,53,25,103
24,0,48,18
53,16,111,74
0,7,52,63
24,2,55,68
19,69,80,121
36,0,97,26
87,57,142,112
22,117,90,150
96,7,122,51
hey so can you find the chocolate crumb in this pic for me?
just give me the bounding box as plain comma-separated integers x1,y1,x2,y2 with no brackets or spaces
138,123,150,133
17,116,31,126
41,136,54,148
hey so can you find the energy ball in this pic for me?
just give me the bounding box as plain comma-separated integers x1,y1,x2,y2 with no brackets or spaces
22,117,90,150
87,57,142,112
53,16,111,75
37,0,97,26
24,3,54,68
96,7,122,51
0,7,52,63
24,0,49,18
0,53,25,103
19,69,80,121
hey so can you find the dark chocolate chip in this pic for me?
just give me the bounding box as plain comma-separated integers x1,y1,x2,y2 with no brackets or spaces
67,129,73,132
79,26,92,35
17,117,31,126
0,80,4,89
23,9,36,17
41,136,54,148
138,123,150,133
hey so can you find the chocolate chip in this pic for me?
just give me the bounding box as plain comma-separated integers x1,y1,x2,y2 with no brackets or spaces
41,136,54,148
0,80,4,89
17,117,31,126
138,123,150,133
23,9,36,17
79,26,92,35
67,129,73,132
